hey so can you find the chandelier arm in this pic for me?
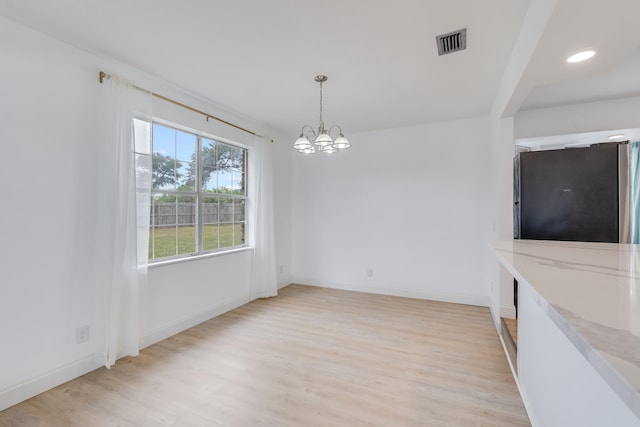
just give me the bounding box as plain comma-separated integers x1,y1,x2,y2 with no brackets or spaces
328,125,343,137
300,124,317,138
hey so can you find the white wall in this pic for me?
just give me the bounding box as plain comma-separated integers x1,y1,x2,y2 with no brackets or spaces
0,17,293,410
291,118,492,306
515,96,640,139
486,0,560,326
488,117,517,324
0,17,101,408
143,251,252,347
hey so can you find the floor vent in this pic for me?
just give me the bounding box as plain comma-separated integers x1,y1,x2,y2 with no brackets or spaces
436,28,467,56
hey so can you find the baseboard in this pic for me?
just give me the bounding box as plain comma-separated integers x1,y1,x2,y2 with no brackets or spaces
292,279,490,307
140,296,249,349
277,280,291,290
501,304,517,319
490,303,502,329
0,354,99,411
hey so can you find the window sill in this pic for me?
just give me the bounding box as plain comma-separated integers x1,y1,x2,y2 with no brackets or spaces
148,246,254,269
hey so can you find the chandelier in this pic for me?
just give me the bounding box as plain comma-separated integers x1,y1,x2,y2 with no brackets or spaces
293,75,350,154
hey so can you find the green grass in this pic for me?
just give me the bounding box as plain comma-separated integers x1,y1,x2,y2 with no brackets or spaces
150,223,244,259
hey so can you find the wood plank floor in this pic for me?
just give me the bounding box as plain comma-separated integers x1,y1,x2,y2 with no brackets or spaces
0,284,530,426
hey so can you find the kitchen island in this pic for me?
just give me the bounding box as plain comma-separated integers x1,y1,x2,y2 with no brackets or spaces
491,240,640,426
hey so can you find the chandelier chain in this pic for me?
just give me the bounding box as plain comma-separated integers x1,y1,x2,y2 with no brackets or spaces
319,79,323,127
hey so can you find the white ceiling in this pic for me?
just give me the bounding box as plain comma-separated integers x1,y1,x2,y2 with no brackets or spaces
1,0,639,140
520,48,640,111
517,0,640,112
512,0,640,148
0,0,529,136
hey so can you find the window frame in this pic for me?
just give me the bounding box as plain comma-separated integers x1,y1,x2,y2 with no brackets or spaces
147,119,249,263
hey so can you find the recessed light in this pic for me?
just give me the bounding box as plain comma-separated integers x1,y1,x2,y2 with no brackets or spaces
566,50,595,63
608,134,625,139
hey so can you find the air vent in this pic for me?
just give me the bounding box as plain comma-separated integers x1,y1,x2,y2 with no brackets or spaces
436,28,467,56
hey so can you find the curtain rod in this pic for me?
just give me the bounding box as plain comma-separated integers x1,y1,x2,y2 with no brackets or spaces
99,71,269,141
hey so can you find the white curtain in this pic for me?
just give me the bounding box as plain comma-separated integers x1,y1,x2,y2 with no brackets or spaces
97,75,152,367
248,136,278,300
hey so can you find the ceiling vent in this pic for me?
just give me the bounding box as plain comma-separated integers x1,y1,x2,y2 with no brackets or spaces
436,28,467,56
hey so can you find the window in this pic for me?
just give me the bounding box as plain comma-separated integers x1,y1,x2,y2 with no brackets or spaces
147,122,247,261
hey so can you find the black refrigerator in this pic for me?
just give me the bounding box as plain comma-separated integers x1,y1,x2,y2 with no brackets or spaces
513,142,631,243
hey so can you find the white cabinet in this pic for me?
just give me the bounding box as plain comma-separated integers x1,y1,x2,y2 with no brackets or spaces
517,281,639,427
491,240,640,427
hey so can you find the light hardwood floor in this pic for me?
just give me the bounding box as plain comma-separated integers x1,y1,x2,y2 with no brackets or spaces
0,284,530,426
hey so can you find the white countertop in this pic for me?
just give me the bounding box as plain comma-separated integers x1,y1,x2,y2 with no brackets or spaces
491,239,640,418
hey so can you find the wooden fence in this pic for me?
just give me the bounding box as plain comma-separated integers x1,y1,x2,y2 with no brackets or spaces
151,202,245,226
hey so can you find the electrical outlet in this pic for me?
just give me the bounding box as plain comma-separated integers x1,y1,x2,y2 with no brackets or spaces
279,264,283,274
367,268,373,278
76,325,90,344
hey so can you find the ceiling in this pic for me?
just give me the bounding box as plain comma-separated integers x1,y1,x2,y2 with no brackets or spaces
1,0,639,140
513,0,640,148
517,0,640,112
520,48,640,111
0,0,528,136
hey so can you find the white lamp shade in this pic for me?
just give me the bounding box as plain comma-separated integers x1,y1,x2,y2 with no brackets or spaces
301,146,316,154
294,136,312,150
322,145,337,154
333,136,350,149
315,132,333,146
